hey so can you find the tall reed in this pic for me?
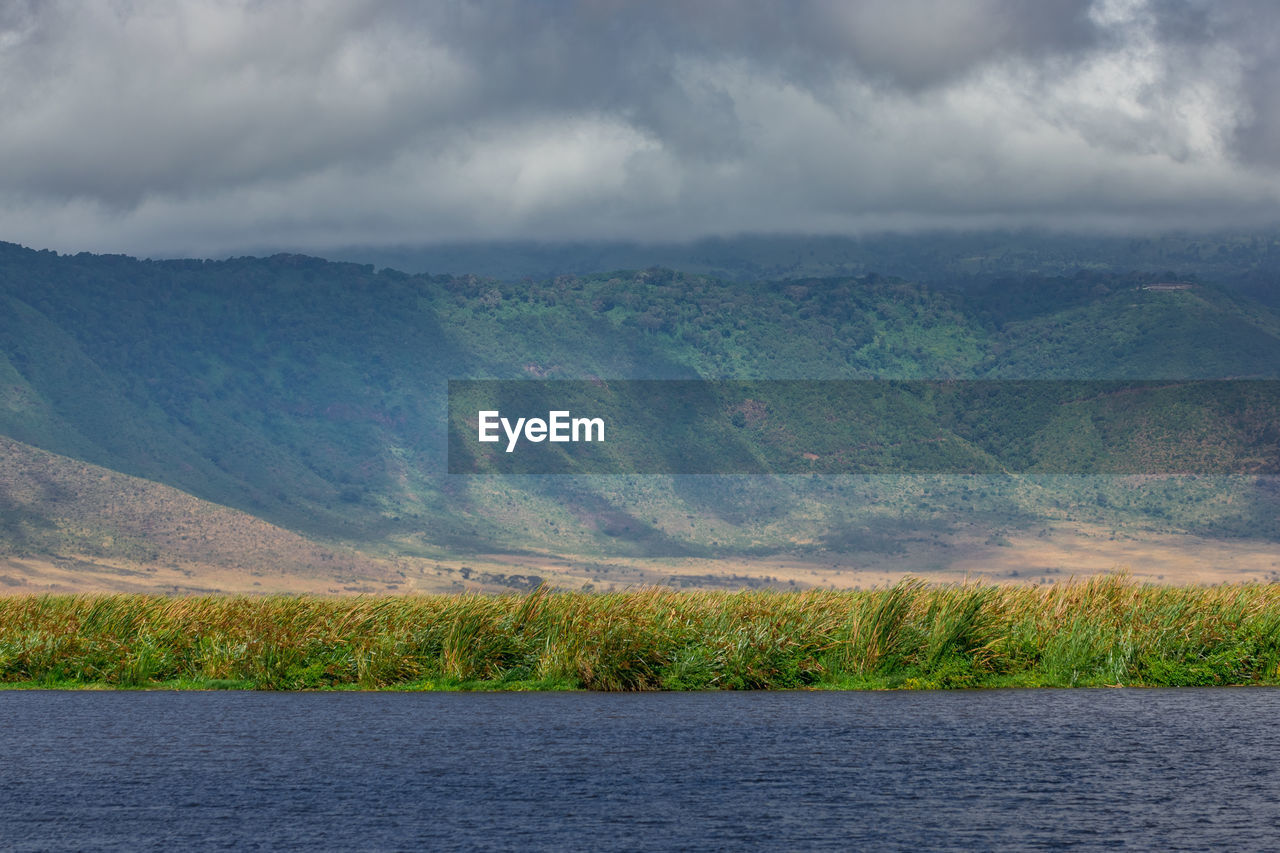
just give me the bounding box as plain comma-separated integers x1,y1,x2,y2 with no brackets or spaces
2,576,1278,690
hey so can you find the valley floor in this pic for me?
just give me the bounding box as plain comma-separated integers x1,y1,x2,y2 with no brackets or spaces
3,520,1277,595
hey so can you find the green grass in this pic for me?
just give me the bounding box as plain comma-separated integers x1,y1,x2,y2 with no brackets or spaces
2,575,1279,691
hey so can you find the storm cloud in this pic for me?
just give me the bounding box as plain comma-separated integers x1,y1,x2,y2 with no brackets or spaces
0,0,1276,256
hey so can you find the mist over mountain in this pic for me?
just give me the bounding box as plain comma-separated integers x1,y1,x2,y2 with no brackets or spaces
322,231,1280,300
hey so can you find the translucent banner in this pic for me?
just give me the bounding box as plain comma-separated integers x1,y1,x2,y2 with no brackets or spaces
447,380,1280,475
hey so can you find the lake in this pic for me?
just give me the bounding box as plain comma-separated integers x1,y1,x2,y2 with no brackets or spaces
2,689,1277,850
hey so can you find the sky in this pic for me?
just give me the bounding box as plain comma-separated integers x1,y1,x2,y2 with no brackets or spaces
1,0,1278,258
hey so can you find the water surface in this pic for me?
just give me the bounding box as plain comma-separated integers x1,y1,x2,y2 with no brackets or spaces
2,689,1277,850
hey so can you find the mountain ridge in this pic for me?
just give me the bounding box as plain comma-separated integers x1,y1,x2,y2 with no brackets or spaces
1,240,1277,591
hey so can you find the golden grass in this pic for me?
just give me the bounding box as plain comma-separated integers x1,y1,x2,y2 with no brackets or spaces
2,575,1279,690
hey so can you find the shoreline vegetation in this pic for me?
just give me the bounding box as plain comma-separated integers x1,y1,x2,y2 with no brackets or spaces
2,576,1279,691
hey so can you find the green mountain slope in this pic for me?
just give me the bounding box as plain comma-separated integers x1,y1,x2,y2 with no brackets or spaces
1,241,1278,577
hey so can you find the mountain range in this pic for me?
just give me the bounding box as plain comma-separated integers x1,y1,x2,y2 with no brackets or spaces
1,237,1277,593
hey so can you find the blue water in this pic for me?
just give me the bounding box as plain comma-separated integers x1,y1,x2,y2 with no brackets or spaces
2,689,1278,851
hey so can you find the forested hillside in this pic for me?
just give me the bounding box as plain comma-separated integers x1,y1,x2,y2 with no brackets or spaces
1,241,1277,590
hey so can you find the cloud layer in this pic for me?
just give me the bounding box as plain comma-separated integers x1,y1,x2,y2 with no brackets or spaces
0,0,1277,257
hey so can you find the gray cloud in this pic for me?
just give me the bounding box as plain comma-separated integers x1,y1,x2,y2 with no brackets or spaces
1147,0,1280,167
0,0,1276,257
